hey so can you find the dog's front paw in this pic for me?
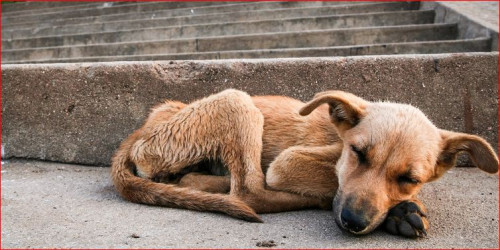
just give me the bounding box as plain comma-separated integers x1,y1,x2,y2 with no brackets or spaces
383,201,428,238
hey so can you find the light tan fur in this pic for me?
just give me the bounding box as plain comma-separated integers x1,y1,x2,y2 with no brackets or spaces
111,89,498,237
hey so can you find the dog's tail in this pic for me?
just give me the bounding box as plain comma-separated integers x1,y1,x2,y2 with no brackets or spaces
111,131,262,223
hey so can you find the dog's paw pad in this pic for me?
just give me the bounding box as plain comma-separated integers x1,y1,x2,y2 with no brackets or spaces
383,201,427,238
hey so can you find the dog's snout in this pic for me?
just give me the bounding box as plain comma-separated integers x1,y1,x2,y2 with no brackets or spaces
340,208,369,233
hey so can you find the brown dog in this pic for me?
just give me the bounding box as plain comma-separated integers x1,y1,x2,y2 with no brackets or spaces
111,89,498,238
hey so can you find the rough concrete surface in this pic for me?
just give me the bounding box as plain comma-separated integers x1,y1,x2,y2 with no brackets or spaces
1,159,498,248
2,53,498,166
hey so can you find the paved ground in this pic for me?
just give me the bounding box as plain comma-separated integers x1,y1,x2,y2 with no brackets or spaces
439,1,498,32
1,160,498,249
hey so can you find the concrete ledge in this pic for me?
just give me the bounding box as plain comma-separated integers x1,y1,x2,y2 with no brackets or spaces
1,53,498,165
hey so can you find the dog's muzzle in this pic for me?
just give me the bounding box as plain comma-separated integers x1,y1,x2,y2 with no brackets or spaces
333,193,385,235
340,207,369,233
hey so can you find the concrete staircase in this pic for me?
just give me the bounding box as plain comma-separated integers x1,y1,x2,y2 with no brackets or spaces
1,1,498,166
1,1,494,63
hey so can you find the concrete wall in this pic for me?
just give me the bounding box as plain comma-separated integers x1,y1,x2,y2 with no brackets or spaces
2,53,498,166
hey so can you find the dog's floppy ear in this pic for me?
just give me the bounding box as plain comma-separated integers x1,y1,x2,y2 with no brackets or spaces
299,91,369,129
431,129,499,181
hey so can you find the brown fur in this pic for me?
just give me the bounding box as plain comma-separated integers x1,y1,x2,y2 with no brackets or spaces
111,89,498,236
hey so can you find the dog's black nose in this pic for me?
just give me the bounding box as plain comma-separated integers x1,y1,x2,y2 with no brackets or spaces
340,208,368,233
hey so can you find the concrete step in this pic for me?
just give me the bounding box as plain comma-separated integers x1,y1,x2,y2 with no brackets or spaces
2,24,458,63
1,53,497,165
2,2,418,39
1,1,236,17
6,38,487,64
2,1,370,27
1,1,251,25
1,1,97,13
2,10,436,50
2,2,116,16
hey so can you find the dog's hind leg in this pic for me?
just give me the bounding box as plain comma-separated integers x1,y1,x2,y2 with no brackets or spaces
211,92,330,213
178,173,231,193
123,90,265,222
138,89,326,214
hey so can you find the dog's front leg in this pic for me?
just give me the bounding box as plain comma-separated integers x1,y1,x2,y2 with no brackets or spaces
264,144,342,210
266,145,341,198
383,198,429,238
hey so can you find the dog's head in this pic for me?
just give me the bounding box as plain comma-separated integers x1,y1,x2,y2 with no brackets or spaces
300,91,498,235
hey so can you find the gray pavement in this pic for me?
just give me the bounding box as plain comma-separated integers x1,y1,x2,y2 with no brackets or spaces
1,160,498,248
438,1,498,32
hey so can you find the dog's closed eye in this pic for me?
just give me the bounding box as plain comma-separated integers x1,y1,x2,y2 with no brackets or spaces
351,145,368,165
397,175,420,185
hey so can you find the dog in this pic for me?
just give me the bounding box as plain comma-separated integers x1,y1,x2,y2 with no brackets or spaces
111,89,498,238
